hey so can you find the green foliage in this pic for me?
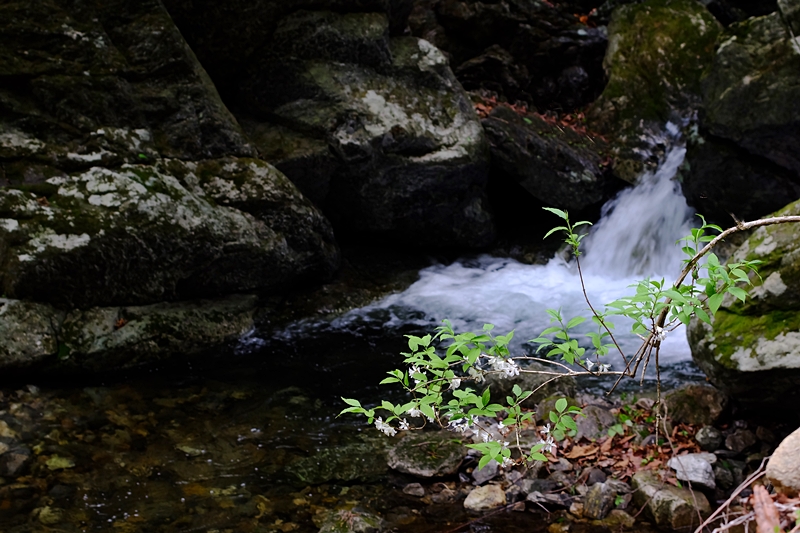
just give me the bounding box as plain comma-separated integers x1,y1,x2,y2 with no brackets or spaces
340,208,771,470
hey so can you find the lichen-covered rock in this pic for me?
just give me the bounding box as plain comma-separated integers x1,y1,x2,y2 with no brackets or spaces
682,2,800,222
688,198,800,411
313,507,383,533
0,162,335,308
387,431,465,477
481,105,617,211
0,300,64,367
631,470,710,530
237,10,494,248
587,0,721,182
766,425,800,497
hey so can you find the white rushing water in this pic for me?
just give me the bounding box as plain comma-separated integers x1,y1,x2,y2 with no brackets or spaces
368,145,697,370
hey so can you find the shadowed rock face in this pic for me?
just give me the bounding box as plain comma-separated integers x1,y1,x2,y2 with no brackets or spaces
681,2,800,222
0,0,339,371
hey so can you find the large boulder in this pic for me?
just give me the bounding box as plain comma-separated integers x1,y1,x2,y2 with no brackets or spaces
631,470,710,530
0,0,339,370
481,105,616,211
237,10,495,247
587,0,721,182
688,199,800,412
681,2,800,222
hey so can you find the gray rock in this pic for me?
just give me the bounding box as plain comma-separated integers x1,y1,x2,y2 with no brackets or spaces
0,300,64,368
583,482,616,520
725,429,757,454
664,384,728,426
464,484,506,511
575,405,616,441
766,425,800,496
713,465,735,490
667,453,717,491
472,459,498,485
55,295,257,372
387,431,465,478
238,11,495,248
695,426,723,452
583,467,607,486
481,106,615,211
631,471,710,530
526,490,571,508
0,445,32,478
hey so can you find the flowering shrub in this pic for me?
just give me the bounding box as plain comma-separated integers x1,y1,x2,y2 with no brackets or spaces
341,209,798,470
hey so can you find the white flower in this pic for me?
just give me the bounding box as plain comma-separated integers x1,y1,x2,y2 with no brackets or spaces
374,417,396,437
502,441,510,448
598,363,611,372
541,423,551,435
501,456,515,468
488,356,519,377
398,419,410,431
409,365,425,384
449,378,461,390
468,367,485,383
585,359,595,371
538,436,556,454
407,408,422,418
655,326,667,342
482,432,490,442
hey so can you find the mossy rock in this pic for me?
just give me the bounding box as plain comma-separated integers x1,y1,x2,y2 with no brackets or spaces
285,442,389,485
688,198,800,412
587,0,721,180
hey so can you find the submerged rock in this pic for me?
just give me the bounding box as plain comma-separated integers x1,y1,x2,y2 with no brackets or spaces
688,198,800,412
387,431,465,478
286,442,389,485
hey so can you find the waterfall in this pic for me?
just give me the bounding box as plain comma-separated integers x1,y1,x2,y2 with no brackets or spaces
369,144,697,370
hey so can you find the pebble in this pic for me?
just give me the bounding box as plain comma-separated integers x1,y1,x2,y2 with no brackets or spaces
402,483,425,497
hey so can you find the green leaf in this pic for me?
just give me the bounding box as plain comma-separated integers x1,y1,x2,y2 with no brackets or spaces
566,316,587,329
542,207,568,220
544,226,568,239
708,292,725,315
727,286,748,302
695,307,711,325
512,384,522,397
555,398,568,413
341,398,361,407
379,377,399,384
549,411,558,424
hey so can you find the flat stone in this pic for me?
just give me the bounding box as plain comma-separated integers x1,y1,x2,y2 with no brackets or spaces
472,459,499,485
402,483,425,497
725,429,757,454
387,431,465,478
464,484,506,511
667,453,717,490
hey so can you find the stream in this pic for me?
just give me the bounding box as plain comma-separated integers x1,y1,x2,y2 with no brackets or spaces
0,142,706,532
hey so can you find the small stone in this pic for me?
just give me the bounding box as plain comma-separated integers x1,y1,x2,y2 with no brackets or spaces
575,405,616,441
594,509,636,530
38,506,63,525
584,466,607,486
766,426,800,496
402,483,425,497
176,444,205,457
756,426,777,444
664,384,728,426
725,429,757,454
569,501,584,518
550,457,573,472
695,426,723,451
464,484,506,511
667,454,716,490
472,459,499,484
583,482,616,520
713,465,734,490
45,455,75,471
